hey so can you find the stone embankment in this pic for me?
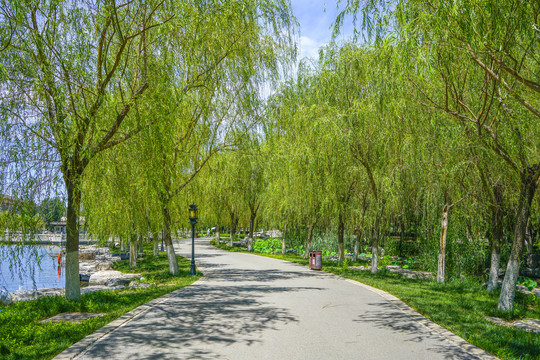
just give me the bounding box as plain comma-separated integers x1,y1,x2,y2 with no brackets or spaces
2,245,151,304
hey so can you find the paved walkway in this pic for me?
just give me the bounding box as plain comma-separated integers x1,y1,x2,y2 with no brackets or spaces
58,237,497,359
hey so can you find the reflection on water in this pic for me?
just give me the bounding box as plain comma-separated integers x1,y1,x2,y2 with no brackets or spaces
0,245,65,292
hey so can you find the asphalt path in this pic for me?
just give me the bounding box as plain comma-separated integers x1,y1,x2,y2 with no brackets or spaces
67,237,496,360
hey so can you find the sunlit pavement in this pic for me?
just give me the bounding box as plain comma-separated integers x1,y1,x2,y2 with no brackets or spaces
66,237,496,360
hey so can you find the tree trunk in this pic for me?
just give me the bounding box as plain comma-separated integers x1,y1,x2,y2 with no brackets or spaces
371,216,380,274
163,206,179,275
338,212,345,265
487,184,503,291
215,224,220,243
230,212,238,247
281,221,288,254
437,204,449,283
525,221,534,266
129,237,137,267
248,209,256,251
353,230,359,262
153,232,159,256
304,219,316,259
64,177,81,301
371,199,385,274
498,165,539,311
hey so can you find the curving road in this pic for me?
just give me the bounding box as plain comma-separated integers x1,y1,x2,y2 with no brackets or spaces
59,237,496,360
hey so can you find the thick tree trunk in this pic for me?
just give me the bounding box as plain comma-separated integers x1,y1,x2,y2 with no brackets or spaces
371,200,385,274
230,212,238,247
64,178,81,301
371,217,379,274
281,221,288,254
215,224,220,243
498,166,539,311
248,209,256,251
129,237,137,267
304,219,316,259
437,204,449,283
153,232,159,256
338,212,345,265
163,206,179,275
487,184,503,291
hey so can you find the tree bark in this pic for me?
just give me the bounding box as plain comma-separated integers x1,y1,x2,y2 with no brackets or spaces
487,184,503,291
498,165,539,311
371,216,380,274
437,204,449,283
129,236,137,267
153,232,159,256
163,205,179,275
64,176,81,301
215,224,220,243
304,219,316,259
230,211,238,247
248,206,257,251
338,211,345,265
281,221,288,254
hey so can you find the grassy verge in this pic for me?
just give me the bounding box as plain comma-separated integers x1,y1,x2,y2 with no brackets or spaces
212,240,539,360
0,249,200,360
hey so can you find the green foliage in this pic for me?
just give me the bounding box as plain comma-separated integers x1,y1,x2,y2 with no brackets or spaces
252,238,282,253
37,198,65,228
520,278,538,292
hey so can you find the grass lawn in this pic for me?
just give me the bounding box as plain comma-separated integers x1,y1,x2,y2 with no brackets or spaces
212,240,539,360
0,249,200,360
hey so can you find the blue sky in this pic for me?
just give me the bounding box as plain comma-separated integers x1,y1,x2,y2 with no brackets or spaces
291,0,356,60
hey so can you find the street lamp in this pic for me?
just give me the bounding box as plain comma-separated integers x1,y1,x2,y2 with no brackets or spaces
189,203,198,276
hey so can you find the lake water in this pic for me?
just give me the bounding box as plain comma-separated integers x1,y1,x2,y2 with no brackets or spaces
0,245,65,292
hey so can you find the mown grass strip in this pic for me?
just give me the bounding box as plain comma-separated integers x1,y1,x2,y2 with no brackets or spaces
212,240,539,360
0,251,200,360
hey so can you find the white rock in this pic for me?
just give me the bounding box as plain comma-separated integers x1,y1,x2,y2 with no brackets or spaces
0,289,12,305
88,270,141,286
96,261,113,271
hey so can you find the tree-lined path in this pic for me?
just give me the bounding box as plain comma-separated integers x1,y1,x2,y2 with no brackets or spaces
62,239,495,360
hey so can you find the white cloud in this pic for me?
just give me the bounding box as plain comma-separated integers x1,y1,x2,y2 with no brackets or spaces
299,35,327,60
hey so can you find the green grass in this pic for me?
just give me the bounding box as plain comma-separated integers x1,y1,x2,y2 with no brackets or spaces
212,241,540,360
0,249,200,360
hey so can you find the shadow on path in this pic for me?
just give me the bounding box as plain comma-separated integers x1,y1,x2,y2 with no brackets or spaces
81,272,322,359
354,302,482,360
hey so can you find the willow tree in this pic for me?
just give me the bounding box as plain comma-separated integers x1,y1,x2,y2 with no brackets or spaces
264,68,331,257
135,0,294,273
0,0,175,300
339,0,540,310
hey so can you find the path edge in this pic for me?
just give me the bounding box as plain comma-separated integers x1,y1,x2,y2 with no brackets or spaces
222,248,500,360
52,277,206,360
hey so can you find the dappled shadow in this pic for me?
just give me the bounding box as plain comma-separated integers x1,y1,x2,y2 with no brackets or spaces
355,302,483,360
205,267,328,283
79,271,318,359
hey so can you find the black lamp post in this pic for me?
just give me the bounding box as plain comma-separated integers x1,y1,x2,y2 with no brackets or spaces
189,203,198,276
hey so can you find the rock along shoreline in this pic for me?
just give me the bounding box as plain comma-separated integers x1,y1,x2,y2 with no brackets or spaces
1,245,152,304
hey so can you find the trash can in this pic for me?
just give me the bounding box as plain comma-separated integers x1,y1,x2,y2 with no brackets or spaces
309,250,322,270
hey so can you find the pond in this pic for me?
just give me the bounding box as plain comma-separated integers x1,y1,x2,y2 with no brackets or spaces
0,245,65,292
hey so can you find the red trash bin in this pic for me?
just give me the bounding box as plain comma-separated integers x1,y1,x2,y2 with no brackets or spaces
309,250,322,270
